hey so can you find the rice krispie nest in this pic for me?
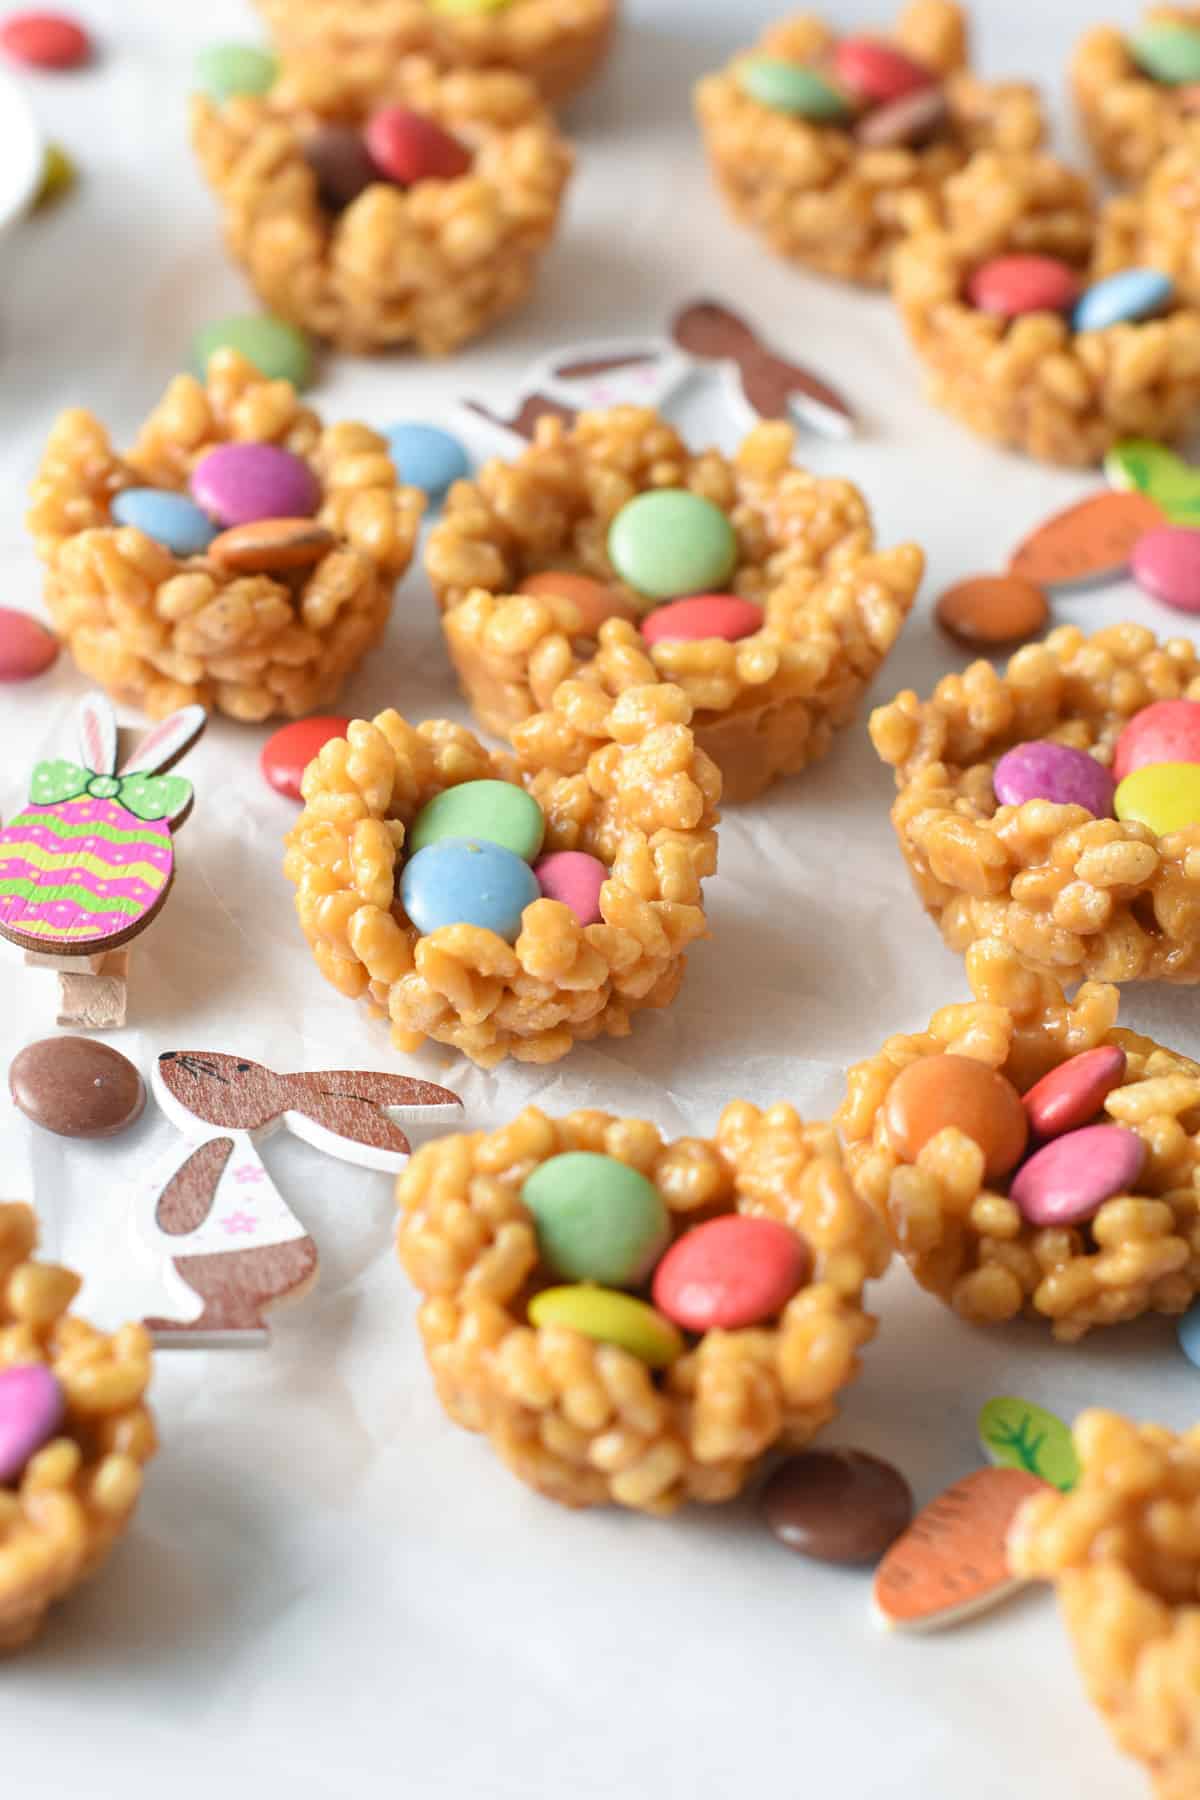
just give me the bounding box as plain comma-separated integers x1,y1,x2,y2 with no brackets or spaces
1011,1410,1200,1797
0,1203,156,1653
890,150,1200,466
191,58,573,356
283,685,720,1067
871,623,1200,985
1073,6,1200,186
1097,125,1200,310
396,1101,890,1512
426,408,924,806
693,0,1043,287
839,940,1200,1342
256,0,616,108
26,349,423,722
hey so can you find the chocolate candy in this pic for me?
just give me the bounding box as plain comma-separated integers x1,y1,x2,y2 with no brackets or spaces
518,571,638,634
1009,491,1165,589
1,11,90,69
385,422,470,500
761,1449,913,1565
966,255,1081,321
652,1215,810,1331
260,716,351,802
533,850,607,925
0,608,58,681
190,444,320,529
883,1053,1028,1180
400,838,539,942
992,741,1115,818
207,518,335,573
192,314,313,390
0,1365,65,1485
737,56,852,121
302,124,379,212
641,594,764,646
1132,524,1200,613
1113,699,1200,781
111,487,218,557
934,573,1049,649
1074,268,1174,334
521,1152,669,1287
1011,1124,1147,1227
1130,21,1200,85
1115,762,1200,834
527,1285,683,1368
9,1036,145,1138
364,106,472,185
832,36,933,105
854,86,947,147
408,780,545,862
1022,1046,1127,1141
607,491,738,602
194,42,277,103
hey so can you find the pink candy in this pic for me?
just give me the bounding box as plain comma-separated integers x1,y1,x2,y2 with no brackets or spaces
0,608,58,681
533,850,607,926
0,1364,64,1484
641,594,764,646
1022,1046,1127,1140
1011,1124,1146,1228
992,740,1115,817
966,255,1081,320
832,36,935,105
1113,699,1200,781
652,1215,811,1331
1131,525,1200,614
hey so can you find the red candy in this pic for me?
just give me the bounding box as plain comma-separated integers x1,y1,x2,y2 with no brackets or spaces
1022,1046,1127,1141
260,716,351,802
1,11,91,68
651,1215,811,1331
641,594,764,646
0,608,59,681
966,255,1082,320
364,106,472,185
1113,699,1200,781
832,36,935,105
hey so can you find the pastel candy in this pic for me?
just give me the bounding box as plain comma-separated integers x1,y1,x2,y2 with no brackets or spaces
1130,21,1200,85
992,741,1115,818
521,1152,670,1286
533,850,606,925
1073,269,1173,334
1021,1046,1127,1140
641,594,764,645
527,1286,683,1368
260,716,351,802
0,796,174,949
1113,699,1200,781
111,488,218,557
0,1365,65,1485
1132,524,1200,612
1011,1124,1147,1228
194,42,277,102
1115,762,1200,834
408,780,545,861
651,1215,811,1331
0,608,58,681
399,837,539,942
518,571,639,633
1177,1296,1200,1367
364,106,472,184
190,444,320,529
385,423,470,499
966,255,1081,320
608,490,738,602
1,12,90,68
934,574,1049,649
832,36,934,105
192,314,314,390
883,1053,1028,1181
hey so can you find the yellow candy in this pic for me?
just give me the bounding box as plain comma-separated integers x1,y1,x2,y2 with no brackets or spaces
34,143,75,210
1114,762,1200,835
527,1285,684,1369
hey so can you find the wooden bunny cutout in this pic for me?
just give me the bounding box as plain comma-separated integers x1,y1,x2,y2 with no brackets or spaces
134,1052,462,1348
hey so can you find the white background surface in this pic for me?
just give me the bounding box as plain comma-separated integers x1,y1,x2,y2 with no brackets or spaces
1,2,1197,1794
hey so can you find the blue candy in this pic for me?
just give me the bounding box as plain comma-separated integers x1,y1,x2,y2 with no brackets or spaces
1073,269,1174,335
400,837,539,943
385,423,470,501
1178,1297,1200,1368
111,488,218,557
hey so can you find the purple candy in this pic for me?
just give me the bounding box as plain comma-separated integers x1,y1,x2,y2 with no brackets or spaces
189,443,321,529
0,1364,65,1485
992,740,1115,818
1011,1124,1146,1228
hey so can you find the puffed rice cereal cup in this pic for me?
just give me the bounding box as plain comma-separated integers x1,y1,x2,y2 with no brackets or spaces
0,1203,156,1652
1010,1410,1200,1797
1073,6,1200,186
890,149,1200,465
26,349,423,722
396,1101,890,1512
191,57,573,356
694,0,1043,286
283,684,720,1067
426,408,924,806
870,623,1200,984
1096,124,1200,309
839,939,1200,1341
256,0,616,108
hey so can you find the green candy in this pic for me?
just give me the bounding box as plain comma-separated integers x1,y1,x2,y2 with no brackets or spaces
1106,438,1200,524
528,1286,683,1368
1130,21,1200,85
192,314,314,390
978,1396,1079,1493
408,779,545,862
737,56,852,121
521,1152,670,1286
607,490,738,603
194,43,279,104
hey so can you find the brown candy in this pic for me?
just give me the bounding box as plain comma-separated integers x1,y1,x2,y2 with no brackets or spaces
935,573,1050,649
761,1449,914,1565
882,1053,1028,1180
855,85,949,148
518,570,639,635
208,518,337,574
10,1036,145,1139
302,124,379,213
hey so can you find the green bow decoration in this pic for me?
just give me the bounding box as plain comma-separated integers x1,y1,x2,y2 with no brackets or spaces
29,759,192,823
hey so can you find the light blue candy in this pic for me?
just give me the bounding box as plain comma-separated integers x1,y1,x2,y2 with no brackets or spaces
1073,268,1174,334
385,423,471,501
400,837,539,942
111,488,218,557
1178,1298,1200,1367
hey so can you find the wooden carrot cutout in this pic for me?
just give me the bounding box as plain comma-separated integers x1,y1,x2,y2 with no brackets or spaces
872,1467,1047,1632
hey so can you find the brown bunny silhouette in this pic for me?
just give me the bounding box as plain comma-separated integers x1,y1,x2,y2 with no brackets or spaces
670,299,855,433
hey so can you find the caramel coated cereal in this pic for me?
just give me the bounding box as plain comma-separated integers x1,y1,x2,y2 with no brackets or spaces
1074,6,1200,185
1097,122,1200,311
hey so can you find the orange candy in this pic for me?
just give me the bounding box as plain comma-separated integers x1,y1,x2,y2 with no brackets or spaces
208,518,336,574
882,1053,1028,1180
518,570,638,636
